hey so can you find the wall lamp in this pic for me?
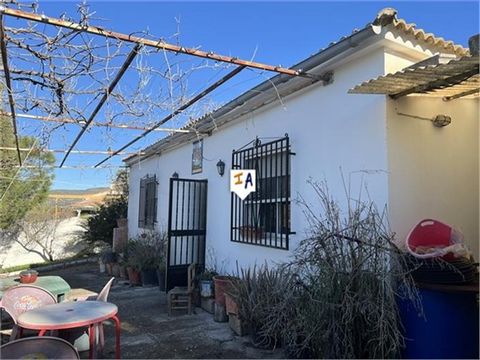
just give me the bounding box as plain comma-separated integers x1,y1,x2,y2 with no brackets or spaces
216,159,225,177
171,172,179,179
396,111,452,128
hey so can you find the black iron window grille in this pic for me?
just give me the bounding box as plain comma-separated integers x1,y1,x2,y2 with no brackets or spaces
138,175,158,229
231,135,292,250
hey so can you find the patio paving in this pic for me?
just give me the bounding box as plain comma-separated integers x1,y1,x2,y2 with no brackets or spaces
40,263,284,359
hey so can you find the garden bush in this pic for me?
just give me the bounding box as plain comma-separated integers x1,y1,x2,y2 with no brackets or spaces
81,197,127,246
231,181,420,358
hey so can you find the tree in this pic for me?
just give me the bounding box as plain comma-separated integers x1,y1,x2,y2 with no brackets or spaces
16,203,69,262
0,115,55,229
82,169,129,246
111,168,129,198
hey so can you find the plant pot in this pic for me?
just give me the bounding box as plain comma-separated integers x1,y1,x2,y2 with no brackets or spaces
229,313,249,336
157,269,166,291
105,263,113,276
119,264,127,279
116,218,128,228
19,270,38,284
225,292,238,315
111,263,121,277
141,268,158,286
127,267,142,286
213,276,234,306
240,226,264,240
99,260,106,273
200,280,214,298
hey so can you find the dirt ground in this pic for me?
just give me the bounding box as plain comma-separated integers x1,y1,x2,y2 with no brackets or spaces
36,263,284,359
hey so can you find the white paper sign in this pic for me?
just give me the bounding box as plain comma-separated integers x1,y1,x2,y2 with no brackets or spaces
230,169,256,200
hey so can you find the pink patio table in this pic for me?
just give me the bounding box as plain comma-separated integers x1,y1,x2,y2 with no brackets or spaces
17,300,121,359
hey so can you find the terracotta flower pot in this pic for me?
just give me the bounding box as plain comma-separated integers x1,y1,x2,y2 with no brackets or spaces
105,263,113,276
127,267,142,286
213,276,234,306
225,292,238,315
112,263,121,277
240,226,264,240
119,265,127,279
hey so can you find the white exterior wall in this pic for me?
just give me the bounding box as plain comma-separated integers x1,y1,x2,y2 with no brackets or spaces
128,46,390,273
386,96,479,260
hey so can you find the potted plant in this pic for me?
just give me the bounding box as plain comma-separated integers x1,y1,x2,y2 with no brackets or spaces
101,249,116,275
118,254,128,279
240,225,264,240
212,275,236,307
197,269,218,298
156,257,166,291
127,232,167,287
98,257,106,273
125,241,142,286
139,253,158,287
240,205,264,239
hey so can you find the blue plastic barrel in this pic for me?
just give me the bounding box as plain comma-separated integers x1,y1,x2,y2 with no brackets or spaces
398,284,479,359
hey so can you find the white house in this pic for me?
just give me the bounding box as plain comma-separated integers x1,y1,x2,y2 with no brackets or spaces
125,9,479,288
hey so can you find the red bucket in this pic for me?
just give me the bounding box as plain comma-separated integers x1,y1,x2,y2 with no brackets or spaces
406,219,455,260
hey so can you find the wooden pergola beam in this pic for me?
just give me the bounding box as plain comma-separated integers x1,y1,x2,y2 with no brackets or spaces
59,44,140,167
0,146,144,156
14,165,127,169
0,112,193,133
390,67,479,99
0,6,315,79
95,65,246,167
443,87,480,101
0,14,22,166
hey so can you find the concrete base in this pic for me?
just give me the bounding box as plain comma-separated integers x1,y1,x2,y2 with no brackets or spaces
214,303,228,322
201,297,215,314
228,314,248,336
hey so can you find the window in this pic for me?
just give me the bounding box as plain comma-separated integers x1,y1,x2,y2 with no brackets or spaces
231,136,292,250
138,175,158,229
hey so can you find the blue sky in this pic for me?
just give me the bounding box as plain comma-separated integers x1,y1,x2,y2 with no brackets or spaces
9,1,479,190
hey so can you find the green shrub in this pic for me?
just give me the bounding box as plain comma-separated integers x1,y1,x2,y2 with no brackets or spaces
125,232,167,271
81,197,127,246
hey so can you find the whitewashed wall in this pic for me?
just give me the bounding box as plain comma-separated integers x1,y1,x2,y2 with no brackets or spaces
128,45,391,273
386,96,479,260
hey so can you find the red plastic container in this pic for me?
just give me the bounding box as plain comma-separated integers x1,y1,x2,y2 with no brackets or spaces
213,276,234,306
19,270,38,284
406,219,455,259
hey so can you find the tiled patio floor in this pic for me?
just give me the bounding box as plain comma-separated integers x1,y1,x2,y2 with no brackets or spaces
38,263,284,359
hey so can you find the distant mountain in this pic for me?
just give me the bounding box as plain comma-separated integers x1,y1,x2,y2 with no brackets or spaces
50,187,110,195
49,187,111,212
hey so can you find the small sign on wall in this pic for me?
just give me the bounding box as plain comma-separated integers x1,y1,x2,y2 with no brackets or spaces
230,169,256,200
192,139,203,174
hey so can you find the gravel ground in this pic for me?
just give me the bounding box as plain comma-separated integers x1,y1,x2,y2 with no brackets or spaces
36,263,285,359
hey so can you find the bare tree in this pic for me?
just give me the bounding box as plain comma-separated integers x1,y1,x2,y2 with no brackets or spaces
15,202,70,262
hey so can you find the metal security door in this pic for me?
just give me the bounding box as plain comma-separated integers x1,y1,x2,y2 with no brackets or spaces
166,178,207,291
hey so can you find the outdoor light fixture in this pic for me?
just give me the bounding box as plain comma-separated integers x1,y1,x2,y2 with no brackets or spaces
397,111,452,128
216,160,225,177
432,115,452,127
172,172,179,179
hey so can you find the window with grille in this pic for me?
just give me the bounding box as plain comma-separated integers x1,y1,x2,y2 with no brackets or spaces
138,175,158,229
230,136,292,250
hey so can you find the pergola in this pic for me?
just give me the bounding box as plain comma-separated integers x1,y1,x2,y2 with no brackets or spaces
0,4,327,170
349,35,479,100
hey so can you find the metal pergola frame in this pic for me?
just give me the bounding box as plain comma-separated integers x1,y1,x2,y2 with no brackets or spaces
0,6,318,169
